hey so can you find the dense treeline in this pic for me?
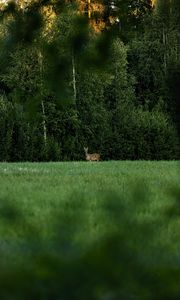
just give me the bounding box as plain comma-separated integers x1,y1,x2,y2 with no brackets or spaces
0,0,179,161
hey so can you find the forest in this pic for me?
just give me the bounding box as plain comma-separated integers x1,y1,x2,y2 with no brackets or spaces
0,0,179,161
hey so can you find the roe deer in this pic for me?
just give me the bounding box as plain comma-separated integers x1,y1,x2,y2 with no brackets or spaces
84,147,100,161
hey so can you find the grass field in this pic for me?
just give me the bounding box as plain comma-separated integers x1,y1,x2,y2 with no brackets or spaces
0,161,179,243
0,161,180,299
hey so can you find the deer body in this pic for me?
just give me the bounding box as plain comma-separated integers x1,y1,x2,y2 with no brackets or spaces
84,147,100,161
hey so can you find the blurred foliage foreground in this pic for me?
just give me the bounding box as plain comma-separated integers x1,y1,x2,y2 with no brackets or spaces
0,184,180,300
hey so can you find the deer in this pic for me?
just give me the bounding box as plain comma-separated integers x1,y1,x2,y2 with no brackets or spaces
84,147,100,161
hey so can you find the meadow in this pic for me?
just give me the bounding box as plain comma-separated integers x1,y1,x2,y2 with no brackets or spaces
0,161,180,299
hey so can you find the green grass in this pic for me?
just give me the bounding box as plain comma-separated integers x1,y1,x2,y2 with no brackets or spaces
0,161,180,299
0,161,179,247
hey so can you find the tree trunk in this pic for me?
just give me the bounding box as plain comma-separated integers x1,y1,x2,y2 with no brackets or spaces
39,50,47,147
72,53,77,102
41,99,47,145
88,0,91,19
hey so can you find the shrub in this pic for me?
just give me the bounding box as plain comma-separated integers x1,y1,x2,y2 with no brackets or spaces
109,107,179,160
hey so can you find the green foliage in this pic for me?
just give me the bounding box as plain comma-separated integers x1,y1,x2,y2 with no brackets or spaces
130,109,179,159
128,36,166,108
107,107,179,160
1,46,41,99
166,64,180,136
112,0,153,41
0,0,179,161
0,95,13,161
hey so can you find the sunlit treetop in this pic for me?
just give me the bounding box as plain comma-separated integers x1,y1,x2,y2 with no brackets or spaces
78,1,156,32
0,0,56,38
0,0,157,35
78,0,107,32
